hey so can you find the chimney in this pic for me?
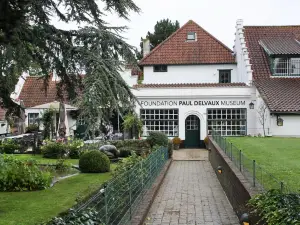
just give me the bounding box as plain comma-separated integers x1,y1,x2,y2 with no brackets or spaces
143,39,150,57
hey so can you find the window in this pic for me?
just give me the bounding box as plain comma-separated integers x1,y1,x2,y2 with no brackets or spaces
153,65,168,72
140,109,179,136
273,58,300,76
28,113,39,125
187,32,196,41
207,108,247,136
219,70,231,83
77,116,86,125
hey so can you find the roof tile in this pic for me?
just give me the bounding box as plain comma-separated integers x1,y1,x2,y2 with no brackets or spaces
139,20,235,65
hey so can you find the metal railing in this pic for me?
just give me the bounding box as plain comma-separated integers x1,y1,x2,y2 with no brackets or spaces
211,130,295,193
74,146,169,225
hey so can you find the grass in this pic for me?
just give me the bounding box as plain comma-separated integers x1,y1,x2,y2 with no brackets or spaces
0,164,117,225
12,154,79,165
227,137,300,192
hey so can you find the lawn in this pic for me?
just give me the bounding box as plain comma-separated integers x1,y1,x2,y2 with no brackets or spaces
227,137,300,192
12,154,79,165
0,164,117,225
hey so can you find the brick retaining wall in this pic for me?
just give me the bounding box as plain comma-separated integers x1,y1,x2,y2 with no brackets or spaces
208,136,261,223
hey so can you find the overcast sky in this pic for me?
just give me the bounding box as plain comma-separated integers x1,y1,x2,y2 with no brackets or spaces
55,0,300,50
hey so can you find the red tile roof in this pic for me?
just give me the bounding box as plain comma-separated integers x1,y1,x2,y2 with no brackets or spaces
244,25,300,79
245,25,300,112
139,20,235,66
19,76,68,108
254,78,300,112
133,83,246,89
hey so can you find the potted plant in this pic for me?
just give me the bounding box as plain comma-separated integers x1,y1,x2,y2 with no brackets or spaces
204,136,209,149
172,137,181,150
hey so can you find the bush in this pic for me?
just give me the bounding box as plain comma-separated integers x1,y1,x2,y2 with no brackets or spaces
248,189,300,225
112,152,142,176
26,124,39,133
172,137,181,145
204,136,209,148
146,132,168,148
68,138,84,159
41,140,68,158
168,140,173,158
0,155,52,191
79,150,110,173
0,139,20,154
119,147,132,158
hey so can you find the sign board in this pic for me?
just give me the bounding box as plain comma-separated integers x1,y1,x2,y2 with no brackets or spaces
140,100,246,107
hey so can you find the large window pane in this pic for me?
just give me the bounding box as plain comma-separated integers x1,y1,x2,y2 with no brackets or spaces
141,109,179,137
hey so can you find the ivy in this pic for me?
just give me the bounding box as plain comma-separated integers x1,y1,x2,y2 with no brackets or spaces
248,189,300,225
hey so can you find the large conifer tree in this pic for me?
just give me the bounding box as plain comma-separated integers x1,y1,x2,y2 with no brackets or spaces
0,0,140,134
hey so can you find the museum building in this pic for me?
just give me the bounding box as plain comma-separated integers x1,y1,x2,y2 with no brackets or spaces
131,20,300,148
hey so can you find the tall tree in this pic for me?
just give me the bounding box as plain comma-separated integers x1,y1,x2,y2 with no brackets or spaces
138,19,180,59
0,0,140,133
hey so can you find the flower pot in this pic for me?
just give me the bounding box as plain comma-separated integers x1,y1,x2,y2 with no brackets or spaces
174,144,180,150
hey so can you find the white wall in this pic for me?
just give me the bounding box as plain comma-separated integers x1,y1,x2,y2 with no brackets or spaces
270,115,300,137
233,19,253,84
25,108,77,136
133,86,256,140
143,64,237,84
0,121,9,135
119,68,138,87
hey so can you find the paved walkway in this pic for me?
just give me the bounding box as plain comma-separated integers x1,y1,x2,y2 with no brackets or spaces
173,149,208,161
144,150,239,225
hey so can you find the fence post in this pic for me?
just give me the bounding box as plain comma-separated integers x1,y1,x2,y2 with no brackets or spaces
104,186,109,225
280,181,284,193
128,171,132,220
239,150,242,171
230,143,233,160
253,160,256,187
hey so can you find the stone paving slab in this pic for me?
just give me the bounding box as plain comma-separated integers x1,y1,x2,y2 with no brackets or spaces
144,161,240,225
173,149,208,161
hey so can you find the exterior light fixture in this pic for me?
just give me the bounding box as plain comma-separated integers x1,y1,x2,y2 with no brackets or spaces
277,115,283,126
249,101,255,109
217,166,222,174
240,213,250,225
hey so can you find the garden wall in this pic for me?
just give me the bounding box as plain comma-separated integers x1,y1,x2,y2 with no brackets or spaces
208,136,261,223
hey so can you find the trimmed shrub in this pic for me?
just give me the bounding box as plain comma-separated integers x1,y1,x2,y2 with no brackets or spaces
41,141,68,158
0,139,20,154
79,150,110,173
146,132,168,148
0,155,52,191
26,124,39,133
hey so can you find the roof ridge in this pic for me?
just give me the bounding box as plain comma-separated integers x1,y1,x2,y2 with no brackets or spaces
139,20,193,64
245,25,300,28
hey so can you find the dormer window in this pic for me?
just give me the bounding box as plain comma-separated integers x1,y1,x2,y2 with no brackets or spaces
187,32,196,41
153,65,168,72
272,58,300,76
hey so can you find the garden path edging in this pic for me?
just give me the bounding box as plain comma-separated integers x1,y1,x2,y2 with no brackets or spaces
130,158,173,225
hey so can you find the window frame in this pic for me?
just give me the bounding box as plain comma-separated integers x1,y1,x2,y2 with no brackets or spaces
219,70,231,83
28,113,40,125
272,57,300,76
187,32,196,41
153,65,168,72
206,108,247,136
140,108,179,137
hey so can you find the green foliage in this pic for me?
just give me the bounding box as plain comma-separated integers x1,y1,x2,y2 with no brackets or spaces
41,141,68,159
138,19,180,59
119,147,132,158
26,124,39,133
248,189,300,225
49,209,103,225
67,138,85,159
0,155,52,191
1,0,140,128
41,109,56,139
79,150,110,173
146,131,168,148
0,139,20,154
122,112,143,138
112,152,142,177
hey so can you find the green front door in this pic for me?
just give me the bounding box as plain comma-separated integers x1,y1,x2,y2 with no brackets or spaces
185,115,200,148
